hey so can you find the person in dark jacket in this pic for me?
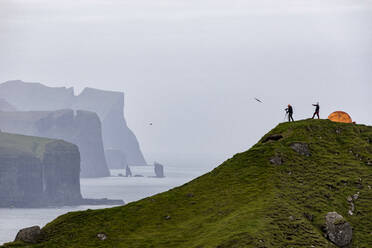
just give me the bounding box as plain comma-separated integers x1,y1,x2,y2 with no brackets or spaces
285,104,294,122
312,102,320,119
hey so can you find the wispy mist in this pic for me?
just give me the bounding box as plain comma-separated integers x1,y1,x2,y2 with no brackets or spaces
1,0,371,165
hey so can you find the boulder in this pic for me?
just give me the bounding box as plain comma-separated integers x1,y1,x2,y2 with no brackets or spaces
14,226,41,244
324,212,352,247
290,142,311,156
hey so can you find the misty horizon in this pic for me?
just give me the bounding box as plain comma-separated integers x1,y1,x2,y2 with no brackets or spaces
1,0,371,166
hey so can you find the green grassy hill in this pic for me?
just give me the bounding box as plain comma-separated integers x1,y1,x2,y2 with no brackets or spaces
4,119,372,248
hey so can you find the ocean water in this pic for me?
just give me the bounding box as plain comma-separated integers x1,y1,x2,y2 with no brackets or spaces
0,164,212,245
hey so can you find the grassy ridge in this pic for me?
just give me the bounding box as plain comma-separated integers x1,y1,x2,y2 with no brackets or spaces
0,132,56,158
3,119,372,247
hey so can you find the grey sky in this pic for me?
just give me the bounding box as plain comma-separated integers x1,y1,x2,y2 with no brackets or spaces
0,0,371,166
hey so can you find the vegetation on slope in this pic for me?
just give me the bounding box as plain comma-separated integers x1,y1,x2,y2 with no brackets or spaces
3,119,372,248
0,132,58,158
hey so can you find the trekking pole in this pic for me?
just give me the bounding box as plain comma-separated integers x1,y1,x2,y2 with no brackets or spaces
284,112,288,122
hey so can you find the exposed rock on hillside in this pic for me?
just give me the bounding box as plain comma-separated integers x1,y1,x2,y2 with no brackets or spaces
0,109,109,178
14,226,41,244
290,142,311,156
324,212,353,247
0,80,146,166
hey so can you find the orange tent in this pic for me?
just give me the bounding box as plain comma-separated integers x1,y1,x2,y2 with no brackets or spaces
328,111,352,123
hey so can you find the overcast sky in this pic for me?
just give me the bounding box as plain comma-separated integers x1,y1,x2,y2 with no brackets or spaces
1,0,371,166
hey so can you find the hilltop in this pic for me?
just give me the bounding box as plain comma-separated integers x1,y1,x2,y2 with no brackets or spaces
3,119,372,247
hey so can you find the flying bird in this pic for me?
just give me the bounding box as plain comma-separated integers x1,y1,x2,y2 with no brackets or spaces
254,98,263,103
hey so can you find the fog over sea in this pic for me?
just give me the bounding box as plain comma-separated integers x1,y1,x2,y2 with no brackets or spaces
0,159,217,245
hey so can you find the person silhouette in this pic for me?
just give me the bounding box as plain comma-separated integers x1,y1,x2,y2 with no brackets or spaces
312,102,320,119
285,104,294,122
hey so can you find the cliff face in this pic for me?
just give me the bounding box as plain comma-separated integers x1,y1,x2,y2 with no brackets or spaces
105,149,128,169
0,150,43,207
42,141,82,204
0,80,146,166
0,110,110,178
0,132,82,207
75,87,146,166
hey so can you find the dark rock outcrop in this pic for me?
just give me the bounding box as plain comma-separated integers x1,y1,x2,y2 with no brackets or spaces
14,226,41,244
125,165,132,177
324,212,353,247
0,80,146,166
154,162,165,178
0,132,82,207
0,109,109,178
263,134,283,143
105,149,128,169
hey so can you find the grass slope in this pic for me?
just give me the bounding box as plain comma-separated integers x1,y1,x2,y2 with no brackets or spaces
4,119,372,248
0,132,57,158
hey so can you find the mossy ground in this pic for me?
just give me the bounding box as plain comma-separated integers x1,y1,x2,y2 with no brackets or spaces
3,119,372,248
0,132,55,158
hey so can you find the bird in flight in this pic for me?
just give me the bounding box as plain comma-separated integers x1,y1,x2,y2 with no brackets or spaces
254,98,263,103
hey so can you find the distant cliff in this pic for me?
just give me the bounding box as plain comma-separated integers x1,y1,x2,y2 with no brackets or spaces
0,132,82,207
0,80,146,167
0,109,110,178
105,149,128,169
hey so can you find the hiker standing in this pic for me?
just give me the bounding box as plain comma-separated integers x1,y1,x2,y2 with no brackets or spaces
312,102,320,119
285,104,294,122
